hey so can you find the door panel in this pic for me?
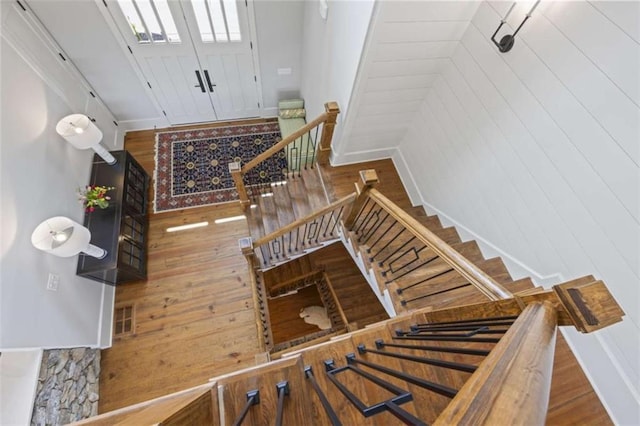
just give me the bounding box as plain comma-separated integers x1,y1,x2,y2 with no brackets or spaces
105,0,260,124
141,55,216,123
200,52,259,120
181,0,260,120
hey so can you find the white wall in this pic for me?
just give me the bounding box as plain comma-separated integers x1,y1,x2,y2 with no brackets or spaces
300,0,375,152
393,1,639,423
26,0,158,125
335,1,480,165
253,0,305,114
0,37,106,349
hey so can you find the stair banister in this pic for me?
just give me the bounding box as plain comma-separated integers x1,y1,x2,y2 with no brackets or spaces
317,102,340,165
229,102,340,208
356,188,513,301
434,302,557,426
343,169,379,229
252,192,357,248
321,272,349,329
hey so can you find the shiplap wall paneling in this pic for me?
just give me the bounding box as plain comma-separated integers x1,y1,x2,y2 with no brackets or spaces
335,1,480,162
396,2,639,423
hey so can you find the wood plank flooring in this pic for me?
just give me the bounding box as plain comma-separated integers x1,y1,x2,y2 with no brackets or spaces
99,124,611,424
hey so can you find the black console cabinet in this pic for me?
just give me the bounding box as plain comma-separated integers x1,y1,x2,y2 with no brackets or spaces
77,150,150,285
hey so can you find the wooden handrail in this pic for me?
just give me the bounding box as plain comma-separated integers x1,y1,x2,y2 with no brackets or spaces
253,192,357,247
241,112,328,173
72,383,216,425
434,302,557,426
322,272,349,328
363,188,513,301
268,270,324,297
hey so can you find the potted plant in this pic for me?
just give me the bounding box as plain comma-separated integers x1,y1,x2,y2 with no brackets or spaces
78,185,114,212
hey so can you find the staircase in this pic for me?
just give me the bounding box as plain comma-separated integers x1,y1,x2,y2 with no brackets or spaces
76,103,624,425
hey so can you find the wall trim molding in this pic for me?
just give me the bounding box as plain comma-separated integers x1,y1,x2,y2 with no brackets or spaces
330,146,395,166
117,117,170,133
392,146,562,286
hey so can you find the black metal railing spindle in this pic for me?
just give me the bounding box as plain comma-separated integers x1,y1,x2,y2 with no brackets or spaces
370,227,406,260
378,236,416,267
232,390,259,426
305,366,342,426
359,211,390,244
384,252,438,283
329,205,345,236
275,381,289,426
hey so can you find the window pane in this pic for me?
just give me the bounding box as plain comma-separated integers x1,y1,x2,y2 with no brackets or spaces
117,0,149,43
222,0,241,41
192,0,214,42
208,0,228,42
136,0,165,42
154,0,181,43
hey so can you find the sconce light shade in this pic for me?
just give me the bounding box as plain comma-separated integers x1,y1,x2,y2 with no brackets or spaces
56,114,102,150
31,216,106,259
56,114,116,165
318,0,328,20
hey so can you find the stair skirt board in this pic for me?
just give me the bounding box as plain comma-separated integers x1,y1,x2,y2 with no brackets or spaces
340,231,397,318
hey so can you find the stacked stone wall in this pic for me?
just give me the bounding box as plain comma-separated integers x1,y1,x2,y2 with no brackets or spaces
31,348,100,425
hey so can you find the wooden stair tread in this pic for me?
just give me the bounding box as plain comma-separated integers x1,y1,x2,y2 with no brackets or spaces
246,205,266,242
301,167,329,212
286,176,313,219
273,183,296,227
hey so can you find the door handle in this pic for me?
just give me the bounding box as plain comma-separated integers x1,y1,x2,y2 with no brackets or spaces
204,70,216,92
194,70,205,93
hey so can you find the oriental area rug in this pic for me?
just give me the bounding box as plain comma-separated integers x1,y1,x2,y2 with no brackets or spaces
154,122,286,213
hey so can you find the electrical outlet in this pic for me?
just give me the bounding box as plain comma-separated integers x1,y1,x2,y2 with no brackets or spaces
47,273,59,291
277,67,292,76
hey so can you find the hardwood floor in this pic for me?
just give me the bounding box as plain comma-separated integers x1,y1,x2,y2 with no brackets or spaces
268,285,324,344
100,125,611,424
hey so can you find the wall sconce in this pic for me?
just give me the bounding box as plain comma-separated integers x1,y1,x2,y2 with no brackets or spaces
31,216,107,259
56,114,117,165
491,0,541,53
318,0,328,20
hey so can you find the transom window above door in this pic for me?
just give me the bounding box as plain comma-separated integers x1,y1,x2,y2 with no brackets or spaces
117,0,181,43
191,0,242,42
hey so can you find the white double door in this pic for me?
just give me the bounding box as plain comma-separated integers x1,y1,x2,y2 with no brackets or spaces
108,0,260,125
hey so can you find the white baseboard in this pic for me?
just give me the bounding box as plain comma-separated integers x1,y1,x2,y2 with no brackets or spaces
392,147,561,286
261,107,278,117
330,147,395,166
97,285,115,349
117,116,170,133
391,149,422,207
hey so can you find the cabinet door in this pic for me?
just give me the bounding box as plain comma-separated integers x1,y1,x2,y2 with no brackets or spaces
119,214,147,277
123,155,149,215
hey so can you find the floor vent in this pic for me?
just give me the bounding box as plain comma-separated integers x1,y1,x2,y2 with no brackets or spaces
114,304,135,336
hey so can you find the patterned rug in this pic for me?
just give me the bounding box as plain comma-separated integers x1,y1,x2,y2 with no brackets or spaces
154,122,286,212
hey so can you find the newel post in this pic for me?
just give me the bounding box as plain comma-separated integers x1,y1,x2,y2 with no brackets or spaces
239,237,257,267
229,161,250,208
344,169,378,230
317,101,340,166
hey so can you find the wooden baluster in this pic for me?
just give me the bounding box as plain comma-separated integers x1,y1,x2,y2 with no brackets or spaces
344,169,379,230
229,161,250,208
317,101,340,166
